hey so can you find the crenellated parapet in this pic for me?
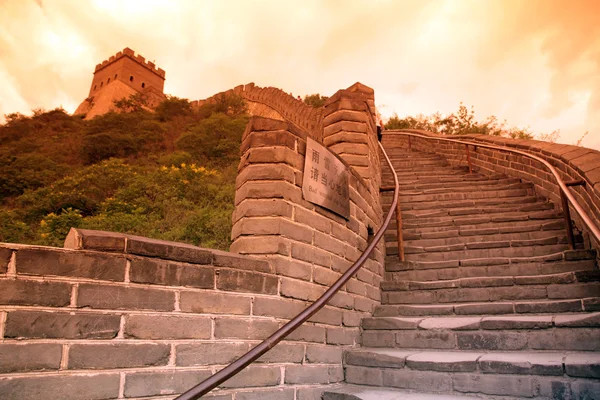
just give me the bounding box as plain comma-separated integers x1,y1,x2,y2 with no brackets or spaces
94,47,166,79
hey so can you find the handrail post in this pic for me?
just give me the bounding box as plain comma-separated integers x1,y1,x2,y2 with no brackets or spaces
560,189,576,250
465,144,472,174
396,197,404,261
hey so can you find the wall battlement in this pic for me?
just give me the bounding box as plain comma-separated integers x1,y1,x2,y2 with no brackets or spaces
94,47,166,79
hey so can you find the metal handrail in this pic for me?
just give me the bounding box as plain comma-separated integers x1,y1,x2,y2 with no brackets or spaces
387,130,600,246
175,141,399,399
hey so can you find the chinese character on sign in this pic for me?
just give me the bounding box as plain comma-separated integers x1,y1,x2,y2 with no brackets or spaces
321,173,328,186
312,150,320,164
310,167,319,181
324,158,330,170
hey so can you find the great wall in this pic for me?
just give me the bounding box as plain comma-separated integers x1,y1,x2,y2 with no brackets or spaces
1,50,600,399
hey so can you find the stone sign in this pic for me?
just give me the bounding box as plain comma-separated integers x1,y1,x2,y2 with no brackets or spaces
302,138,350,219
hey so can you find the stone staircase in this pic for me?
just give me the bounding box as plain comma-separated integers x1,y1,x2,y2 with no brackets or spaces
324,146,600,399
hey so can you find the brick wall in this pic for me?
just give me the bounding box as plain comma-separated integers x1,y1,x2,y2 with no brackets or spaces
0,230,351,399
383,130,600,252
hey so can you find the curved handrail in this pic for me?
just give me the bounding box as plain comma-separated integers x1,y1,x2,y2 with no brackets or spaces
386,129,600,245
175,141,399,399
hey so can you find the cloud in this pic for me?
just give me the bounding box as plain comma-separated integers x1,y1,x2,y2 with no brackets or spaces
0,0,598,149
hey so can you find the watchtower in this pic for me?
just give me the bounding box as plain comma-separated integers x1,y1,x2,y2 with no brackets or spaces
88,47,166,97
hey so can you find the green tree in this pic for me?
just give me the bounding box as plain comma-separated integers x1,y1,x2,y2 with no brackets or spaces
303,94,329,108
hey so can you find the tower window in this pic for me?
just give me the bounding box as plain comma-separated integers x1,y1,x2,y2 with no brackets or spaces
141,82,145,88
94,85,97,91
100,82,103,87
129,76,134,82
107,78,110,83
114,74,118,79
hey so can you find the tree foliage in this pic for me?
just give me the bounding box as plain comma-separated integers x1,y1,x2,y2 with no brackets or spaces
0,94,248,250
303,94,329,108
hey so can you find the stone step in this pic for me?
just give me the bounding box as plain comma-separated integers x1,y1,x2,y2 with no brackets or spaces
395,186,534,205
400,206,557,228
341,349,600,398
385,257,598,282
323,384,483,399
396,229,566,250
361,315,600,352
381,178,523,196
398,194,541,212
381,281,600,305
395,218,565,240
399,243,571,262
381,270,600,292
374,297,600,317
381,173,510,190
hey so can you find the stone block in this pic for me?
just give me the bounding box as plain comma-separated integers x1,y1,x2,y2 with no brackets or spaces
176,342,248,366
537,377,571,400
291,242,331,267
0,373,120,400
126,235,213,264
267,255,312,281
77,283,174,311
124,369,212,397
528,329,600,351
129,257,214,288
305,345,342,364
220,365,281,388
554,312,600,327
63,228,126,252
285,324,326,343
68,343,170,369
232,199,293,224
281,278,324,301
382,368,453,391
180,291,251,315
126,309,213,337
313,266,339,286
216,269,278,295
294,206,332,233
230,236,291,256
4,311,120,339
456,332,527,350
0,343,62,373
406,351,479,372
548,283,600,299
253,296,304,319
452,374,533,397
285,364,331,384
236,389,295,400
256,342,304,364
514,299,581,313
565,353,600,378
480,315,553,330
343,311,362,327
345,365,383,386
235,180,303,206
0,247,10,273
346,349,413,368
214,317,278,340
308,306,342,326
362,317,422,330
478,352,564,375
570,380,600,399
418,317,481,330
16,248,126,281
326,326,356,345
396,330,457,349
0,279,71,307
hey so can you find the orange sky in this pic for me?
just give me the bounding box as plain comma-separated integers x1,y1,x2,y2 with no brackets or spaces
1,0,599,150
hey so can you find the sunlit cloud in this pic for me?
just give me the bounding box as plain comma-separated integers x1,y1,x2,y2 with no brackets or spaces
0,0,598,150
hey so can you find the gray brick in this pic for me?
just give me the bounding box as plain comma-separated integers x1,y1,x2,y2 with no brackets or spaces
124,369,212,397
343,311,362,327
253,296,304,319
220,365,280,388
346,349,413,368
256,343,304,364
230,235,291,256
515,299,581,313
305,345,342,364
126,235,213,264
478,352,564,375
565,353,600,378
326,326,356,345
180,291,251,315
295,206,331,233
285,364,331,384
212,249,272,273
457,331,528,350
281,278,324,301
0,279,71,307
4,311,120,339
125,314,211,339
570,380,600,399
537,377,571,400
480,315,553,330
176,343,248,366
232,199,293,224
313,266,339,286
16,248,126,281
0,343,62,373
285,324,326,343
309,306,343,326
214,317,278,339
64,228,126,252
266,255,312,280
236,389,295,400
396,330,457,349
383,368,453,391
69,343,170,369
345,365,383,386
216,269,278,295
361,331,395,347
452,374,533,397
329,365,344,382
406,351,479,372
291,242,331,267
0,373,120,400
129,257,214,288
528,329,600,351
77,283,174,311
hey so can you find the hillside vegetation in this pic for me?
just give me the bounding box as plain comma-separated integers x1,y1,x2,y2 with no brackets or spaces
0,94,248,250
